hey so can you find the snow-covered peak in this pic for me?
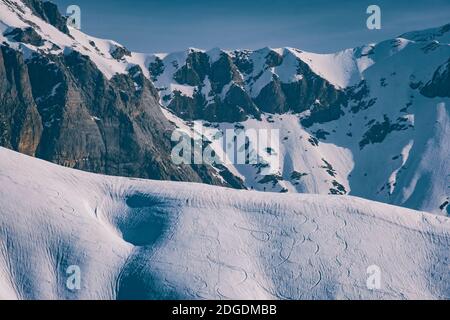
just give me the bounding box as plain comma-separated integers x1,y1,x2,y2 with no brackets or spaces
288,47,362,88
0,0,152,79
3,0,448,90
400,23,450,44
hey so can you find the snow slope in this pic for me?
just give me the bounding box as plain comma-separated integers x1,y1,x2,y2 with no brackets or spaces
1,0,448,214
0,147,449,300
0,0,153,79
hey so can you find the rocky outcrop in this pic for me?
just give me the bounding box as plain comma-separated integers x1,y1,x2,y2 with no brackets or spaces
421,59,450,98
0,44,241,187
3,27,44,46
22,0,69,34
166,50,260,122
110,45,132,60
173,50,210,86
154,48,345,124
0,45,42,156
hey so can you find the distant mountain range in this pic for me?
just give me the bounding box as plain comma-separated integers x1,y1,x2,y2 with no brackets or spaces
0,0,449,215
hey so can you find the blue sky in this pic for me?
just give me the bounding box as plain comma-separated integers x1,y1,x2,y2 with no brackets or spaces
53,0,450,53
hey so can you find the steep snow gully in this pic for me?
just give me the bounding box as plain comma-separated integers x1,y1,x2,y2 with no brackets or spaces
0,147,449,299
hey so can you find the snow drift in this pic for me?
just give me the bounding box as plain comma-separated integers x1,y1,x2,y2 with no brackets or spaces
0,147,448,300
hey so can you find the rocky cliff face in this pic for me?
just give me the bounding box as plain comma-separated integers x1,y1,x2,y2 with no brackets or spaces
421,58,450,98
0,45,42,156
0,0,243,187
22,0,69,34
0,45,238,185
151,47,346,124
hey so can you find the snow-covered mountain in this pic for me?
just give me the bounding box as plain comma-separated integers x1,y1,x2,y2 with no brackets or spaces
0,1,449,300
0,0,448,216
147,28,450,215
0,147,449,300
0,0,243,189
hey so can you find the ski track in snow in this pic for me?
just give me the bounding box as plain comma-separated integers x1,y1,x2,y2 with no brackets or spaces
0,147,449,300
0,0,449,299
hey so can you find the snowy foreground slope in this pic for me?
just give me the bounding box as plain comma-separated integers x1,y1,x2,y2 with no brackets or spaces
0,147,449,300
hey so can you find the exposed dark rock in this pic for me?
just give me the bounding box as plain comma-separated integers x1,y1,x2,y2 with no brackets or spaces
253,76,287,113
258,174,283,186
159,48,345,125
420,59,450,98
163,50,262,122
359,115,412,149
264,50,283,68
4,27,44,46
209,53,243,93
173,51,209,86
421,41,440,54
148,57,165,82
409,81,423,90
221,84,260,121
321,158,336,177
308,136,319,147
290,171,308,180
313,129,329,140
214,164,246,189
0,44,237,188
253,162,270,175
168,91,205,120
301,99,345,128
167,84,260,123
110,45,132,60
0,46,42,156
232,50,253,74
346,81,376,114
257,59,344,116
330,180,346,195
439,200,449,211
23,0,69,34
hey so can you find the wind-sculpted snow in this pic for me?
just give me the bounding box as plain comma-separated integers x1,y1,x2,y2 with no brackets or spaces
0,147,449,300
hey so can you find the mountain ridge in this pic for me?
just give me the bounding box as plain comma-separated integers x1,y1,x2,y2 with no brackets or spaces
146,23,449,214
0,0,244,189
0,0,449,214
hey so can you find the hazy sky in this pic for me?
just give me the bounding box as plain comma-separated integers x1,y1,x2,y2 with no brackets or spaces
52,0,450,53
